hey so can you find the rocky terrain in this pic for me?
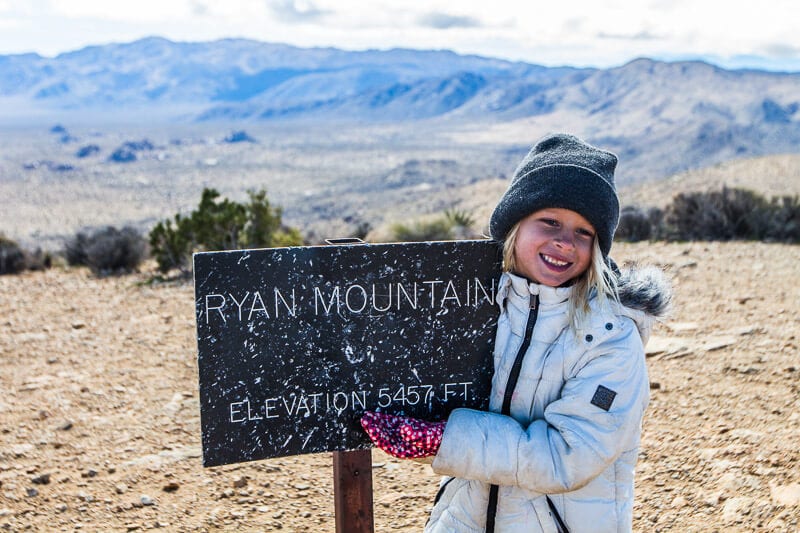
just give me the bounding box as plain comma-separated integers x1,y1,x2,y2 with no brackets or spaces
1,240,798,532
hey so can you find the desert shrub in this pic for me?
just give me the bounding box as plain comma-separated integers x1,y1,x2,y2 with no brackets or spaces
443,208,476,229
351,221,372,241
765,195,800,242
148,214,194,275
64,232,90,266
224,130,256,143
149,188,303,275
75,144,101,158
25,248,52,271
616,206,664,242
65,226,147,275
390,208,480,242
664,187,778,241
0,236,27,275
109,140,154,163
391,218,455,242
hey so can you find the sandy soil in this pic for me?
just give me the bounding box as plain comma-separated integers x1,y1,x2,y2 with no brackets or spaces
1,241,798,532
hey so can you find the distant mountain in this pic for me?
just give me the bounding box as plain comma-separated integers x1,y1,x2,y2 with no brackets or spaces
1,37,799,181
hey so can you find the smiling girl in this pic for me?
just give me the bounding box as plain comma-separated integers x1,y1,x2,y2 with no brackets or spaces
362,133,671,532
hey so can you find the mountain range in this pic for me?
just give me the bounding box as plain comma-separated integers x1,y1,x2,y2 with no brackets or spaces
2,37,800,181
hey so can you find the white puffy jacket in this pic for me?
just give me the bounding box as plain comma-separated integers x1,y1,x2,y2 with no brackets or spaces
427,267,671,533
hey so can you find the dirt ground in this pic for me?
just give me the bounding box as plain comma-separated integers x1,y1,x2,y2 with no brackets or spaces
1,241,798,532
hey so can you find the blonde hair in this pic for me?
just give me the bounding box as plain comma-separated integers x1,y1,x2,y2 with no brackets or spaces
502,223,619,331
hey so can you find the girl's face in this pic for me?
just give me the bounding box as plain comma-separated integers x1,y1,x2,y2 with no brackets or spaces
513,208,595,287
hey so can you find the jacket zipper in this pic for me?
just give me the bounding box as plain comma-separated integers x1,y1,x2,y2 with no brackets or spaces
486,294,539,533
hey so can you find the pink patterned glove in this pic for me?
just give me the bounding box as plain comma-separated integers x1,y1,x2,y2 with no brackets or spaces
360,411,446,459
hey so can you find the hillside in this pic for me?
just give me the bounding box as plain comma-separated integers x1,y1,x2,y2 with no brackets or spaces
619,153,800,208
1,118,798,252
1,38,800,183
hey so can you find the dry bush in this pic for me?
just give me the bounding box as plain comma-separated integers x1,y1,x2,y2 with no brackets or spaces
664,187,786,241
0,235,27,275
65,226,147,275
621,187,799,243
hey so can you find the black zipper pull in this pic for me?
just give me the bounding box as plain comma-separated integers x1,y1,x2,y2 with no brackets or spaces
530,293,538,310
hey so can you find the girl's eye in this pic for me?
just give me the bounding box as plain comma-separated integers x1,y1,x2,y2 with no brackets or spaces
541,218,559,226
577,228,595,238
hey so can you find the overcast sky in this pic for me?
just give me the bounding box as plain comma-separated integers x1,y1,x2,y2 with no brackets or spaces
1,0,799,71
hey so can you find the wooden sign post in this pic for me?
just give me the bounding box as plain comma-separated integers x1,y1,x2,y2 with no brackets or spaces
193,240,502,527
326,239,374,533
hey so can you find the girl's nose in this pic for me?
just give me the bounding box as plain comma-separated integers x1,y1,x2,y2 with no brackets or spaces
554,232,575,249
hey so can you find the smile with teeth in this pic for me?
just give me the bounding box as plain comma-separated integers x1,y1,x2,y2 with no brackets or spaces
541,254,571,268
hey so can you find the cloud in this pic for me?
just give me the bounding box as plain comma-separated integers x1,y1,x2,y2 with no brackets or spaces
266,0,330,23
190,1,209,16
597,30,662,41
760,43,800,58
416,12,482,30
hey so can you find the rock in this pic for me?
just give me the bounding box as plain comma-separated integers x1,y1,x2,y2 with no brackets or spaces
721,497,754,523
121,446,202,468
645,335,690,358
770,482,800,506
162,482,179,493
116,483,128,494
703,336,737,352
31,474,50,485
717,472,743,492
11,444,34,457
671,495,688,508
703,491,723,507
232,477,247,488
26,487,38,497
668,322,699,332
140,495,155,506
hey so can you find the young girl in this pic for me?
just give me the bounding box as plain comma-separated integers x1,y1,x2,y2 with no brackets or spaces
361,133,671,532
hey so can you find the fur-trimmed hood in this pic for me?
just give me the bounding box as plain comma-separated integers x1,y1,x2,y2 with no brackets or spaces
617,264,672,318
615,263,673,344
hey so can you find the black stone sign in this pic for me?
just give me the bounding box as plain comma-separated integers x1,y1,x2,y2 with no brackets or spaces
194,240,502,467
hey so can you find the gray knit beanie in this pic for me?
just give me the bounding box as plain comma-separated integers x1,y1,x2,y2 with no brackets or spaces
489,133,619,256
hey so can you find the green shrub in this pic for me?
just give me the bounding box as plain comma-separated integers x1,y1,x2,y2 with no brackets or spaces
148,214,194,275
149,188,304,275
391,218,455,242
65,226,147,275
443,208,476,229
0,235,27,275
390,208,480,242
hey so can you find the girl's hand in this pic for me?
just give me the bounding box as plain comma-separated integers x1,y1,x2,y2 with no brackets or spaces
360,411,446,459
